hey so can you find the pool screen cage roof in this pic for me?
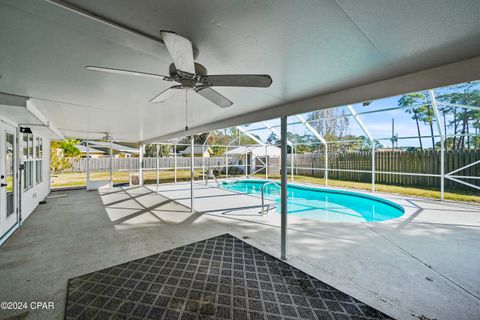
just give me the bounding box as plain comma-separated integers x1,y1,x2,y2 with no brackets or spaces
155,83,480,200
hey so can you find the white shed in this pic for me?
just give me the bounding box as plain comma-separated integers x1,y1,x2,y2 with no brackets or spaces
226,145,280,174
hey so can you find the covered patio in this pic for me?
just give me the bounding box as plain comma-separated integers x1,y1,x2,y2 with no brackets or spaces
1,0,480,320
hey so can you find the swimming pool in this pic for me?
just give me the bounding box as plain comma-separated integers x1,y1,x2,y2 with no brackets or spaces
220,180,404,222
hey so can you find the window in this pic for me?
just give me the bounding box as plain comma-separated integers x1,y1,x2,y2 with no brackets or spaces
23,161,33,190
35,137,40,157
22,133,35,190
23,134,28,158
35,137,43,184
28,134,33,158
22,133,34,159
36,160,42,184
6,132,15,216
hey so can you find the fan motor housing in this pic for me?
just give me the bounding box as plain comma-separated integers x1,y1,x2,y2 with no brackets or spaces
180,79,196,89
169,63,208,89
169,63,207,77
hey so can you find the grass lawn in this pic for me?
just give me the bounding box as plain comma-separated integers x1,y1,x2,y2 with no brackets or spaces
51,170,203,187
51,171,244,187
51,171,480,204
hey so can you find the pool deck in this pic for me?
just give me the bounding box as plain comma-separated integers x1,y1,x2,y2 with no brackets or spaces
150,181,480,320
0,181,479,319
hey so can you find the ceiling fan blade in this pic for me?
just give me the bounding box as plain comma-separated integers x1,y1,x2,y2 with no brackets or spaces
195,87,233,108
201,74,272,87
85,66,172,80
150,85,183,103
160,31,195,74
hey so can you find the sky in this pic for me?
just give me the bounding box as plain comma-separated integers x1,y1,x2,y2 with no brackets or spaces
238,81,479,148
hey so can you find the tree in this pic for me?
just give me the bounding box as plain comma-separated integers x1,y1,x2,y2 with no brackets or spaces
59,138,81,157
358,136,383,151
419,104,436,150
194,133,210,145
50,140,79,172
307,108,349,141
211,146,226,156
144,144,172,157
399,93,429,150
238,133,259,145
266,133,279,145
437,81,480,150
293,144,313,154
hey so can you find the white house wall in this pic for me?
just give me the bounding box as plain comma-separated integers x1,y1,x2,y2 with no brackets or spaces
0,111,53,244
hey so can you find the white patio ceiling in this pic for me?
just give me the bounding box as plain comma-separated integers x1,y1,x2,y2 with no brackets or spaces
1,0,479,143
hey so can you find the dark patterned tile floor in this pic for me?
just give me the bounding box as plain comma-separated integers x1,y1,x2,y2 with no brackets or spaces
65,234,393,320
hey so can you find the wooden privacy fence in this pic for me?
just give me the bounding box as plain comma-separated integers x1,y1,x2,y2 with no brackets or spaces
292,150,480,192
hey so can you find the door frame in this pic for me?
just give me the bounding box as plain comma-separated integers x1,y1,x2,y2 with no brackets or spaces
0,122,19,244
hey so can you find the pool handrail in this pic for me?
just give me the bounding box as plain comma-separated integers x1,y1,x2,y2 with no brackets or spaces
212,175,220,187
204,170,220,187
261,181,281,215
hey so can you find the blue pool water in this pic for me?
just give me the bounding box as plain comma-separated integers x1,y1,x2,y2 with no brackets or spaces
220,180,404,222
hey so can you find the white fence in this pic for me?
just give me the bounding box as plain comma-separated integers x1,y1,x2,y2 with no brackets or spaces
57,157,235,173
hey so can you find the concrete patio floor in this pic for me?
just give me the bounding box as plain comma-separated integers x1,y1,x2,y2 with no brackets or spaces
0,182,479,320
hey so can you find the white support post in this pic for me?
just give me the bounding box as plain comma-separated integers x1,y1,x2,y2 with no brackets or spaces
371,143,375,192
347,105,375,192
265,145,269,179
174,143,177,183
129,156,132,186
245,152,248,178
202,145,205,182
156,143,160,194
139,145,144,185
237,125,267,179
109,140,113,188
262,121,293,147
429,90,445,201
347,105,373,141
86,142,90,186
291,145,294,182
262,120,292,180
280,116,288,260
296,115,328,185
244,143,248,178
324,144,328,186
202,132,211,183
239,130,247,178
225,147,229,179
190,135,194,213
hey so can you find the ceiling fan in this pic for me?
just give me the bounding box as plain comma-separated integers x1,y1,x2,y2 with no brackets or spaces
85,31,272,108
